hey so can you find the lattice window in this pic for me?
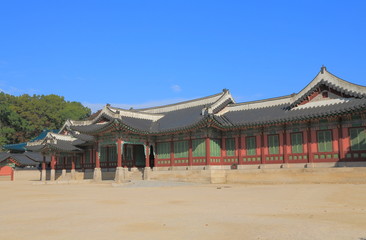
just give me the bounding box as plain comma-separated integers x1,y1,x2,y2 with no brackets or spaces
226,138,235,156
291,132,303,153
174,141,188,158
268,135,279,154
192,139,206,157
246,136,256,156
210,139,221,157
157,142,170,159
350,127,366,151
317,130,333,152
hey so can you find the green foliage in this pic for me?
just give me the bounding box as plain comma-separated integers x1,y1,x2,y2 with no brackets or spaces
0,92,91,145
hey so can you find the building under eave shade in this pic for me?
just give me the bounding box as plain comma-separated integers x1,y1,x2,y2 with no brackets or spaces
26,67,366,182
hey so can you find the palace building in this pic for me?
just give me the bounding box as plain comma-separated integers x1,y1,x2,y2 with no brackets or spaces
26,66,366,182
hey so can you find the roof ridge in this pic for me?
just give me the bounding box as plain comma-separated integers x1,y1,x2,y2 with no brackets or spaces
137,92,225,113
228,94,293,107
290,67,366,108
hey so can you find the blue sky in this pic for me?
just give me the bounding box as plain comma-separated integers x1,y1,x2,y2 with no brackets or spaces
0,0,365,112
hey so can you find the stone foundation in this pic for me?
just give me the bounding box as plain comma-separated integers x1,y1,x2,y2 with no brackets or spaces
93,168,102,182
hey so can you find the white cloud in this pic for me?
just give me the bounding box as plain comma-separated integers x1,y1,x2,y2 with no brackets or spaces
171,84,182,92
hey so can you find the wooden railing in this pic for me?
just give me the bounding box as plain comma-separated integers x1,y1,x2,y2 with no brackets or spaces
288,153,308,163
241,155,261,164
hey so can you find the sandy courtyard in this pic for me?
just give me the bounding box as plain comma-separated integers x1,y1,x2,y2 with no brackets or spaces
0,181,366,240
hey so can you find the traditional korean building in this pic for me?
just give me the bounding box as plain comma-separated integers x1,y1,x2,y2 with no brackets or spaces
26,67,366,182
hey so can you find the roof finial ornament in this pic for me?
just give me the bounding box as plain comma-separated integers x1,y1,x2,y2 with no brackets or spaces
321,65,326,74
222,88,229,93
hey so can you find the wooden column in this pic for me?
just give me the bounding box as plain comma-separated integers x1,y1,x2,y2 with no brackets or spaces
235,136,239,164
170,140,174,167
51,155,56,170
42,155,46,170
81,152,85,169
239,134,244,164
261,131,266,164
95,142,100,168
256,135,262,162
154,142,158,167
221,136,225,164
309,127,317,163
89,149,93,166
283,130,288,164
117,138,122,167
306,126,311,163
145,142,150,168
188,138,193,167
71,155,75,170
341,126,349,160
338,123,343,161
332,127,339,158
205,137,210,165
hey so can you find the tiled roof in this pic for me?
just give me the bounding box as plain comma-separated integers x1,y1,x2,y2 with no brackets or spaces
0,152,39,166
220,98,366,127
2,129,58,152
25,67,366,146
26,132,85,153
63,68,366,135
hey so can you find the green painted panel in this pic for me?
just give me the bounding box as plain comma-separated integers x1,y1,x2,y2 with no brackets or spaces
85,150,90,163
193,139,206,157
246,136,256,156
317,130,333,152
226,138,235,156
100,146,117,162
350,127,366,151
134,145,145,166
268,135,279,154
174,141,188,158
210,139,221,157
157,142,170,159
291,132,303,153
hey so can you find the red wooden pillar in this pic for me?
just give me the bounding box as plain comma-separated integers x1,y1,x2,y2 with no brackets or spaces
89,149,92,166
188,138,193,166
341,126,349,160
306,127,311,163
256,135,262,162
205,137,210,165
95,142,100,168
234,136,239,164
51,155,56,170
238,134,243,164
80,152,84,169
262,132,267,164
71,155,75,170
310,128,317,163
145,142,150,168
117,138,122,167
221,136,225,164
283,130,287,164
332,127,339,159
170,140,174,167
42,155,46,170
154,142,158,167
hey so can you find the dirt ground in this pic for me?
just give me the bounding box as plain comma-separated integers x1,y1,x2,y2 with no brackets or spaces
0,181,366,240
